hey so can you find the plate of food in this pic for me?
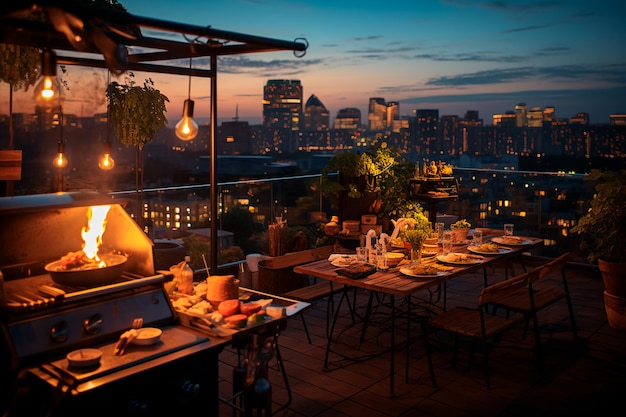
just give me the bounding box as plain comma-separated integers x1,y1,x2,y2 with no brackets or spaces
336,262,377,279
330,255,358,267
399,263,452,278
436,253,485,265
467,243,514,256
491,236,533,246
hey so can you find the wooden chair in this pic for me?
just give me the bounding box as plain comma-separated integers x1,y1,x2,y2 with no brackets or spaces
422,269,536,389
487,252,577,368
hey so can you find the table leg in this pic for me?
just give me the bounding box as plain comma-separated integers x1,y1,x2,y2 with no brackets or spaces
390,294,396,398
324,286,349,368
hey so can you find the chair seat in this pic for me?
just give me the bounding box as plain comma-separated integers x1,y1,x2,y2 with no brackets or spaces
428,307,524,339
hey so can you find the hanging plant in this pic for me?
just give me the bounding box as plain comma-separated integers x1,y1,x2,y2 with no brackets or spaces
106,74,169,149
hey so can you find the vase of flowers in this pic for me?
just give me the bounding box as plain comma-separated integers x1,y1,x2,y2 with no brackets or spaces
402,212,432,264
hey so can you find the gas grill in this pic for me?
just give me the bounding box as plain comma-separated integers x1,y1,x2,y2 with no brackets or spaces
0,192,228,417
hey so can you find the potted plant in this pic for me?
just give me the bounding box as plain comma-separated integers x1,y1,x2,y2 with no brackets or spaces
450,218,471,243
571,169,626,330
321,141,417,227
106,74,169,225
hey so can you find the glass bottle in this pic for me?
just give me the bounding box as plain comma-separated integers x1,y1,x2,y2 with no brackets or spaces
179,255,194,294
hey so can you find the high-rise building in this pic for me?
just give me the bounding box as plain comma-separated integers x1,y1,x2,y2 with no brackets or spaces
333,107,361,130
386,101,399,130
303,94,329,131
515,103,528,128
610,114,626,125
543,106,555,122
414,109,439,155
262,79,303,153
368,97,387,131
570,112,589,125
527,107,544,128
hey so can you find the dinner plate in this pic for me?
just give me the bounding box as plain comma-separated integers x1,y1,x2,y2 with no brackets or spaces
330,255,358,267
436,253,485,265
399,267,448,279
467,246,514,256
491,236,533,246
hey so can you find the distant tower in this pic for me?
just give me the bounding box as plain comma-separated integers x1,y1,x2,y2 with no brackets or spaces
262,79,303,153
515,103,528,128
334,107,361,130
304,94,329,131
368,97,386,131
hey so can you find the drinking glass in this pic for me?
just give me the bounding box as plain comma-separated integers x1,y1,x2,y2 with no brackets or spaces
473,229,483,245
442,230,453,255
504,224,514,236
435,222,445,244
356,247,368,262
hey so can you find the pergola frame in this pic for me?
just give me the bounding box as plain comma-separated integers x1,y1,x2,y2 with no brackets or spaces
0,0,308,273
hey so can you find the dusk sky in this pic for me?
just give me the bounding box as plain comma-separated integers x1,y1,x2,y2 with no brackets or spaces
2,0,625,125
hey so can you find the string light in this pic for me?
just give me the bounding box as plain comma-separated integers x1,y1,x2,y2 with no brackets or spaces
40,48,57,100
175,56,198,141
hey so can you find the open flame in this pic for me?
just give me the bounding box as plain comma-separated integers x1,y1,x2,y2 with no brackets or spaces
81,205,111,267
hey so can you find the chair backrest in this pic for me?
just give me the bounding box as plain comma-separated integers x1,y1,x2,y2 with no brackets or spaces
533,252,570,284
478,268,538,306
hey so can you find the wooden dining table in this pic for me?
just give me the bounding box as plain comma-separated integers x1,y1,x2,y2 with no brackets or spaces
293,234,543,397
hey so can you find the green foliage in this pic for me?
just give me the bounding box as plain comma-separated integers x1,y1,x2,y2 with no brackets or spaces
402,212,431,249
451,219,471,229
106,75,169,148
321,140,419,218
0,43,40,91
570,169,626,263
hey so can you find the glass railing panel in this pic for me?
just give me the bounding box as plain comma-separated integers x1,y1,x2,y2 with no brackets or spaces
110,168,593,269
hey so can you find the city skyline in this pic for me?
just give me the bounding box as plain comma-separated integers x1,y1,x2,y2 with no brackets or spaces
1,0,625,125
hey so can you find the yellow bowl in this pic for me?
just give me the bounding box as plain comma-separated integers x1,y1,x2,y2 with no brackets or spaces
386,252,405,267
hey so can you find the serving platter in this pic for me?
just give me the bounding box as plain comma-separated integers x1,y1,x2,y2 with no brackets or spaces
436,253,485,265
399,267,448,279
491,236,533,246
467,246,514,256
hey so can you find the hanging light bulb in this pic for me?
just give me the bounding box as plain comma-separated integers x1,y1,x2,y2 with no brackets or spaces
53,141,68,168
99,71,116,170
40,49,57,100
98,141,115,170
175,99,198,140
175,56,198,141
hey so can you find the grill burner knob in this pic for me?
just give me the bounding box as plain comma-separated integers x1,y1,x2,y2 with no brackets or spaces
84,313,103,335
50,320,69,343
179,379,201,400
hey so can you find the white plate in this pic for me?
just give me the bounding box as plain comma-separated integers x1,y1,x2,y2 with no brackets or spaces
491,236,533,246
131,327,162,345
399,267,448,279
330,255,358,267
467,246,514,256
436,253,485,265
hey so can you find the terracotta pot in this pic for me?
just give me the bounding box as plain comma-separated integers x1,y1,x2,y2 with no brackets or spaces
599,259,626,297
604,291,626,331
450,228,469,244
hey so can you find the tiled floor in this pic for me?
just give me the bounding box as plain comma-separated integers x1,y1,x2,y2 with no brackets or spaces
217,259,626,417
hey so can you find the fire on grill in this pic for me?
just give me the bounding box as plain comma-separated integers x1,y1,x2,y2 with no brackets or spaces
42,204,129,286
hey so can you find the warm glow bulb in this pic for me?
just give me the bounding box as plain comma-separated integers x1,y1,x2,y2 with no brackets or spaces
53,152,68,168
175,116,198,141
41,76,55,99
175,99,198,141
98,153,115,170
